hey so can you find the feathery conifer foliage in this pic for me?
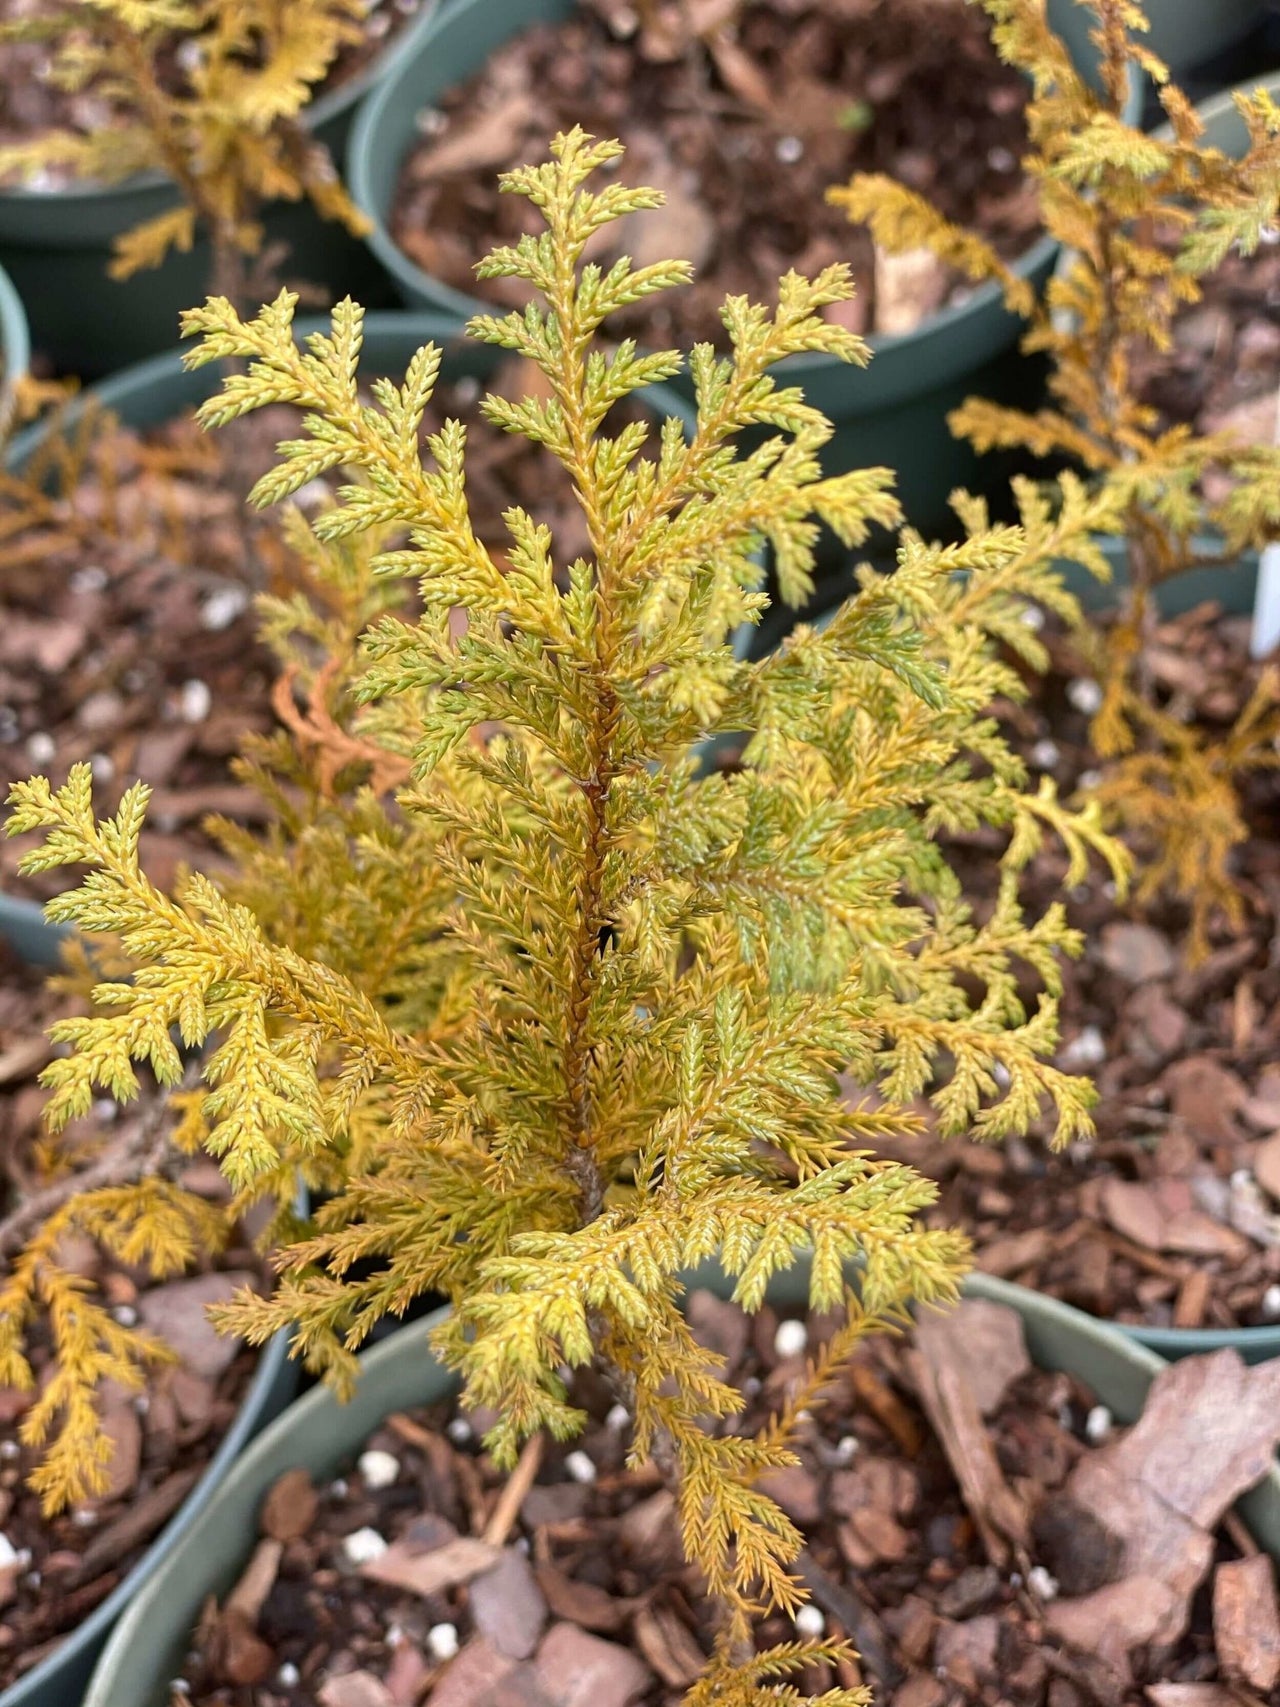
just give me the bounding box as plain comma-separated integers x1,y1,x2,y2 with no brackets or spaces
7,131,1125,1697
832,0,1280,956
0,0,369,301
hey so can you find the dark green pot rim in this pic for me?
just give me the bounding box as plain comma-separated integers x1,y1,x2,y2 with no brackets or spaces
83,1262,1280,1707
0,0,442,217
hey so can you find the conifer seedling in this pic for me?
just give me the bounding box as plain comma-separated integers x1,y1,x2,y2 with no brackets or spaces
7,131,1126,1697
832,0,1280,956
0,0,370,304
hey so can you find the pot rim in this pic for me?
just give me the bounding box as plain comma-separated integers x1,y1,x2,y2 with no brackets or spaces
0,257,30,420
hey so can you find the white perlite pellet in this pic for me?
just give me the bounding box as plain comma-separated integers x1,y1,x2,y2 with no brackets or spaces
1030,739,1061,772
773,1318,809,1360
341,1527,388,1566
1066,677,1104,716
1027,1565,1059,1601
357,1449,400,1490
794,1605,826,1639
179,678,212,723
276,1663,301,1688
1262,1284,1280,1320
201,585,250,632
427,1623,460,1661
1060,1026,1106,1071
565,1450,597,1485
605,1403,631,1432
446,1417,473,1445
1084,1404,1112,1445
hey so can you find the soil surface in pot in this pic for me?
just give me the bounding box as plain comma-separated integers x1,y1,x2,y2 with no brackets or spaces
904,603,1280,1335
175,1291,1280,1706
391,0,1039,347
0,940,273,1691
1132,235,1280,459
0,0,429,190
0,354,652,903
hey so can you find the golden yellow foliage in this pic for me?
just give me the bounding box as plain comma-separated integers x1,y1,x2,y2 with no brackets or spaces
8,131,1126,1698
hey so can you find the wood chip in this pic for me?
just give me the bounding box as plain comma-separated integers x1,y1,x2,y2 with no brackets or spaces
846,1359,923,1456
1049,1351,1280,1675
0,1034,50,1086
908,1306,1029,1567
972,1226,1054,1280
534,1564,629,1634
1254,1131,1280,1204
1213,1554,1280,1692
260,1468,318,1542
360,1532,499,1599
481,1433,543,1546
205,1607,275,1687
1172,1268,1211,1329
407,99,537,183
224,1538,282,1625
632,1601,705,1689
1146,1688,1259,1707
71,1466,200,1584
318,1675,395,1707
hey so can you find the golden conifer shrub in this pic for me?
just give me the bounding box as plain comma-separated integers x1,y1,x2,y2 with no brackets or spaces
0,0,369,298
7,132,1126,1698
832,0,1280,956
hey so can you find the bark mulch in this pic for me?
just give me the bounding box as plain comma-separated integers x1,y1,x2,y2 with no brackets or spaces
1132,235,1280,461
392,0,1039,349
0,938,272,1691
175,1290,1280,1707
911,601,1280,1335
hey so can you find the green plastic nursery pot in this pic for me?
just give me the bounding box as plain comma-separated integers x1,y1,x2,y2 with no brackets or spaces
0,892,69,967
1058,534,1260,619
1142,0,1266,78
347,0,1140,545
0,0,440,379
83,1263,1280,1707
0,256,29,419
